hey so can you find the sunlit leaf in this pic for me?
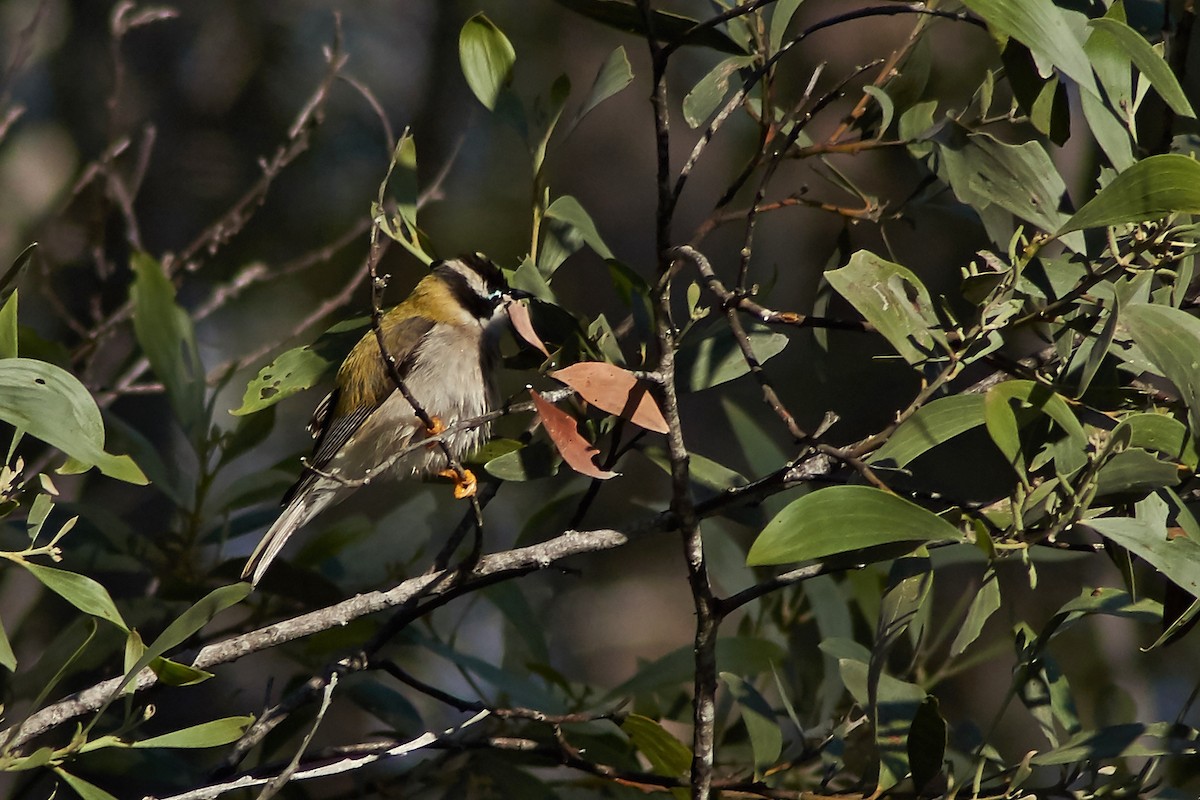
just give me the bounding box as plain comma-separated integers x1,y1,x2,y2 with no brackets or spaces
576,46,633,122
683,56,753,128
459,14,516,111
1061,155,1200,233
747,486,962,566
1122,303,1200,440
131,716,254,748
621,714,691,777
868,395,986,468
721,673,781,772
950,568,1001,656
131,252,205,430
21,562,128,631
1088,18,1194,118
0,359,147,483
826,251,945,365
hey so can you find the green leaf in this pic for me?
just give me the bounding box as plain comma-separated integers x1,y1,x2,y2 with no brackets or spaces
641,446,747,493
826,251,946,365
149,656,214,686
555,0,746,54
960,0,1098,98
908,696,947,793
621,714,691,777
675,325,788,392
485,439,560,481
950,568,1001,656
868,395,986,468
1088,18,1194,118
1114,413,1198,470
231,319,365,415
769,0,805,53
721,673,781,772
459,13,516,111
114,583,251,696
1060,155,1200,233
544,195,613,260
984,380,1087,479
746,486,962,566
21,562,127,630
377,133,436,266
683,56,753,128
1030,722,1199,765
1094,448,1181,496
131,716,254,748
131,252,205,430
0,290,17,359
576,46,634,122
932,126,1076,244
1087,499,1200,600
54,769,119,800
1122,303,1200,440
0,616,16,671
0,359,147,483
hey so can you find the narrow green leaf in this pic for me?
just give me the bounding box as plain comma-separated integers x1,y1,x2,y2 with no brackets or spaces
554,0,746,54
0,359,147,483
675,325,788,392
1087,509,1200,600
484,439,560,481
1122,303,1200,443
114,583,251,696
721,673,782,772
232,319,365,416
1030,722,1199,765
960,0,1098,98
683,56,752,128
21,562,127,630
746,486,962,566
950,568,1001,656
149,656,214,686
1089,18,1194,118
769,0,804,53
54,769,119,800
621,714,692,777
544,195,613,260
576,46,633,122
868,395,986,468
862,86,895,134
1094,448,1181,496
459,13,516,111
908,696,947,793
826,251,946,365
1061,155,1200,233
0,290,16,359
131,716,254,749
0,616,16,671
1114,413,1198,470
984,380,1087,479
131,252,205,430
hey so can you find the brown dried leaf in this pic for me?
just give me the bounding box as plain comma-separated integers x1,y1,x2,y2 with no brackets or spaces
549,362,669,434
531,389,617,480
507,300,550,357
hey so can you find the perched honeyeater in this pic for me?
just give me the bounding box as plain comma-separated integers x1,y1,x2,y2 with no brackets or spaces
242,254,530,585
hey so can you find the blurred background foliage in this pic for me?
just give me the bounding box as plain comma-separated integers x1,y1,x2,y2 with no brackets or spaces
0,0,1200,798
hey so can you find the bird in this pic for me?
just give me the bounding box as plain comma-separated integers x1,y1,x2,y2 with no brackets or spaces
242,253,529,586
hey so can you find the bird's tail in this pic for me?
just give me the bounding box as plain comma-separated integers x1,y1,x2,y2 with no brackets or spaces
242,483,341,586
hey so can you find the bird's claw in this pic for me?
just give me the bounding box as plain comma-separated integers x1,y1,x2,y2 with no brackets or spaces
439,467,477,499
426,416,447,436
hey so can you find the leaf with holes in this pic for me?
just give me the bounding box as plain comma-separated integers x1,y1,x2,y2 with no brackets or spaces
0,359,146,484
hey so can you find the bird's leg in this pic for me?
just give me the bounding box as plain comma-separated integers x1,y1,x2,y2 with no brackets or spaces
438,467,478,499
425,415,446,437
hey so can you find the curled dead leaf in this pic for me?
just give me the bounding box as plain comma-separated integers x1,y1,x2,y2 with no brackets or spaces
507,300,550,357
549,362,669,434
530,389,618,480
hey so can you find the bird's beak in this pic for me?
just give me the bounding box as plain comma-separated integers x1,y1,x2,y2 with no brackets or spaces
504,289,534,302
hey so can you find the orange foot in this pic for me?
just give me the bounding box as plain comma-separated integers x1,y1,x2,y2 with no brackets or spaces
438,467,477,499
425,416,446,451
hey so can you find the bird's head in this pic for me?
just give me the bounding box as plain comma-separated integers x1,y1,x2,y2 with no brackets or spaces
430,253,532,324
